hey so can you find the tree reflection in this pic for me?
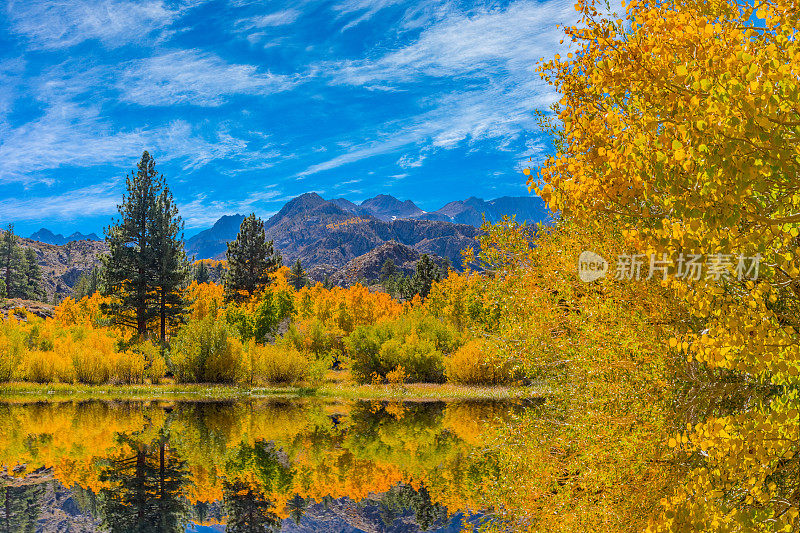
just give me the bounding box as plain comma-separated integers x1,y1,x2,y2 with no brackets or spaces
222,480,280,532
1,481,43,533
98,429,190,533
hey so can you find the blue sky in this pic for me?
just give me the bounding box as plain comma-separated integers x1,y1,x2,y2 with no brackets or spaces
0,0,575,237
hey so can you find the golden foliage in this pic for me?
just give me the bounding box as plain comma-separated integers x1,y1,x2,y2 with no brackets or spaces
532,0,800,530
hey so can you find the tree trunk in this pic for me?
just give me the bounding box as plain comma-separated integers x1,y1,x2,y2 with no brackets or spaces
159,441,165,532
5,486,10,533
160,290,166,344
136,450,146,528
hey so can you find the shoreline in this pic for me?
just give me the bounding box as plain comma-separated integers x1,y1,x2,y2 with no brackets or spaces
0,382,547,402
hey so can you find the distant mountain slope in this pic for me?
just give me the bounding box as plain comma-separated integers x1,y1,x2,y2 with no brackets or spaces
263,193,479,270
433,196,552,226
5,230,108,301
29,228,101,245
325,241,450,287
359,194,424,221
184,214,246,260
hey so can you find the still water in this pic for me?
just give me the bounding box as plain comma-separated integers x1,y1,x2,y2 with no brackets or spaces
0,399,537,532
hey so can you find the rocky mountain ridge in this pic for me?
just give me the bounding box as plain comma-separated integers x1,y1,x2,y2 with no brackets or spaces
1,229,107,302
183,193,549,265
29,228,101,245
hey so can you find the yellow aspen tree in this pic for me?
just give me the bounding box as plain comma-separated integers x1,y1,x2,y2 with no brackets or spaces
535,0,799,530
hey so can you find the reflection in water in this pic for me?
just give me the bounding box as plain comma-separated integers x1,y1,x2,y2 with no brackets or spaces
0,399,535,532
98,431,190,532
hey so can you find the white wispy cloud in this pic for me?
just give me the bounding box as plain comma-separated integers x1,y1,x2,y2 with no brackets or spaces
179,189,290,228
234,9,300,31
299,0,574,176
332,0,406,31
118,49,297,107
329,0,572,85
0,58,25,122
0,102,252,184
5,0,207,49
0,180,120,222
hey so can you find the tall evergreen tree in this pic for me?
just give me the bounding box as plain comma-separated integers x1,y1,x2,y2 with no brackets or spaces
412,254,442,299
150,186,190,343
192,260,210,284
224,214,281,301
73,265,103,300
380,258,397,282
103,152,162,337
287,259,308,290
2,482,44,533
286,494,308,525
0,225,19,299
22,248,46,301
102,151,186,340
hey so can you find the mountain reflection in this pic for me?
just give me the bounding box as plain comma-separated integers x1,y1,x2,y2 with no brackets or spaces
0,399,536,532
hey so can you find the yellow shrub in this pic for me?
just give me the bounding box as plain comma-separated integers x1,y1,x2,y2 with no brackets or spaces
386,366,408,386
186,281,225,321
113,351,146,384
67,329,117,384
0,317,28,381
132,340,167,384
249,343,309,385
23,350,75,383
445,338,517,385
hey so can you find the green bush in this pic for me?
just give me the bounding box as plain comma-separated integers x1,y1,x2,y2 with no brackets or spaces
344,312,461,383
170,317,244,383
225,288,294,343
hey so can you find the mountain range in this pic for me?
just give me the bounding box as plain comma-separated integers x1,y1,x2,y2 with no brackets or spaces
328,193,550,225
184,194,551,268
29,228,101,245
20,193,550,298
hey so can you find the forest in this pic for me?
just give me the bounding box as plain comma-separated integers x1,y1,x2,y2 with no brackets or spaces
1,0,799,531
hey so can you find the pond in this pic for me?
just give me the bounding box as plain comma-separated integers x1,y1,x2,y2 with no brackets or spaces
0,398,540,532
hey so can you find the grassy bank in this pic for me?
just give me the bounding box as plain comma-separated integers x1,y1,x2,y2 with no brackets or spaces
0,381,547,402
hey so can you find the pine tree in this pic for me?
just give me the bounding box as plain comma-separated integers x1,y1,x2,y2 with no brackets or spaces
102,151,179,339
2,483,44,532
380,258,397,282
21,248,46,301
412,254,441,299
7,247,27,299
74,266,102,300
150,185,190,343
286,494,308,525
0,225,18,299
193,260,210,284
287,259,308,290
224,214,281,301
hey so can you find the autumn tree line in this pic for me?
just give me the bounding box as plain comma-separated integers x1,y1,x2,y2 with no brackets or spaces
1,150,509,388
